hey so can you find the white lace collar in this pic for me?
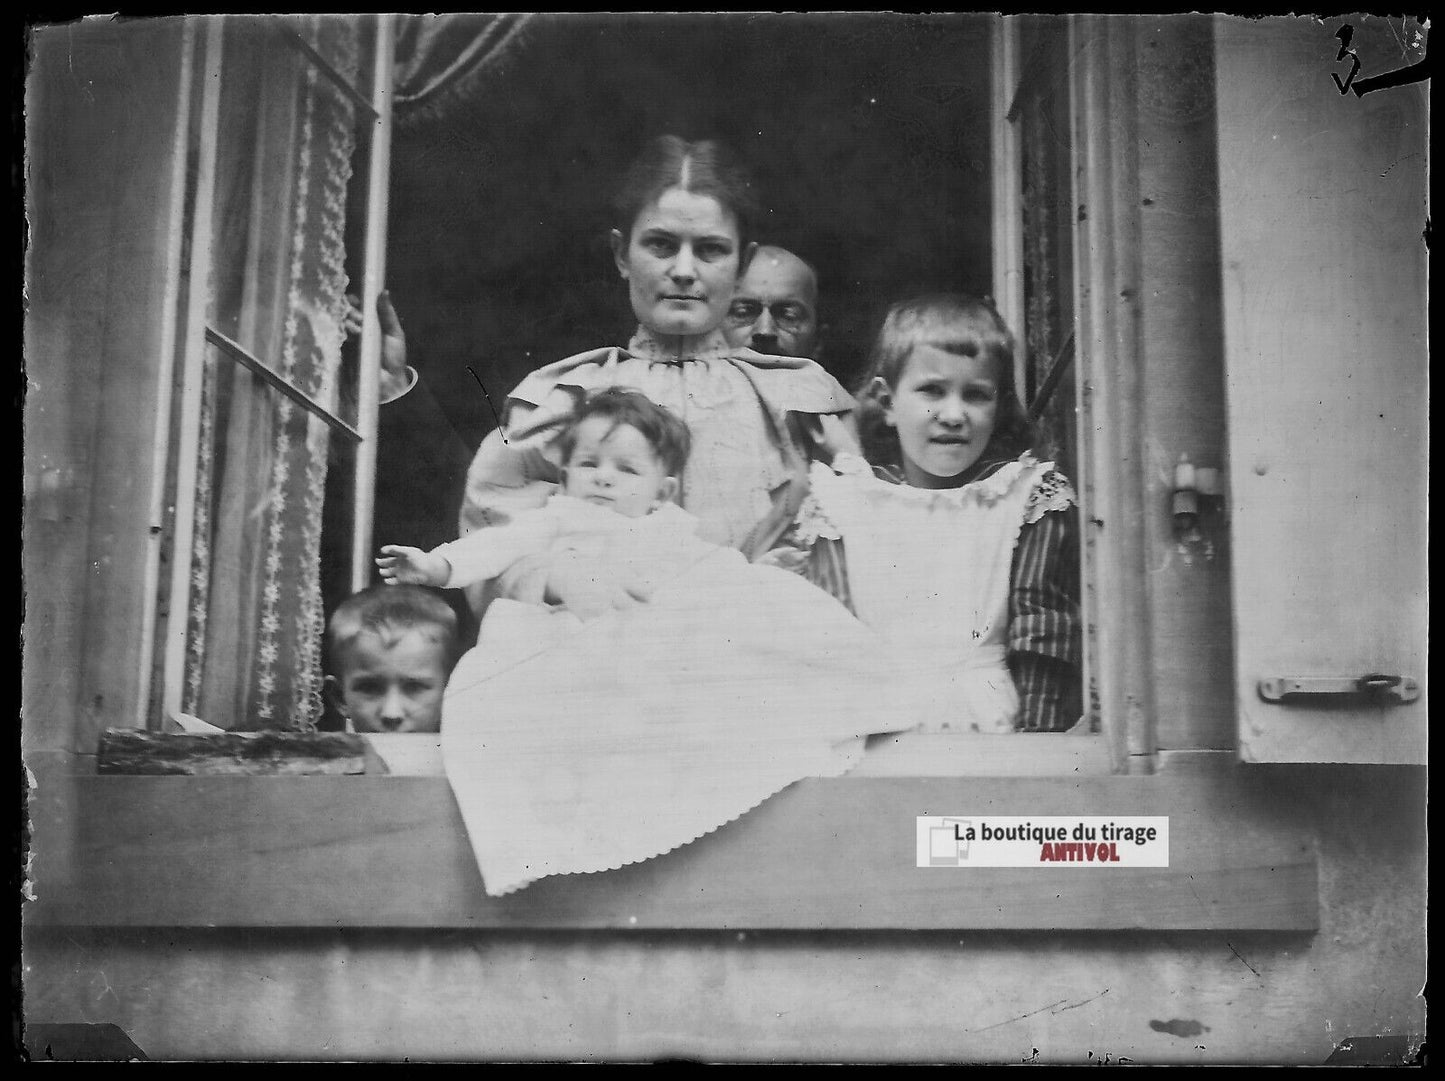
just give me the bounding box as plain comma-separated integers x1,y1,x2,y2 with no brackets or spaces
823,451,1052,508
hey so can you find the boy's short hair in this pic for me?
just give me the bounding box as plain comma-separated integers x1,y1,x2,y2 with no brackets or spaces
556,387,691,478
327,584,459,674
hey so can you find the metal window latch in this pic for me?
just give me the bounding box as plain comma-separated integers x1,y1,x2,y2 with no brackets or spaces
1258,674,1421,705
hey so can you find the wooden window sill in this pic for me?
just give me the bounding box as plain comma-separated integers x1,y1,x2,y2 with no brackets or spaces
25,759,1317,932
356,731,1116,779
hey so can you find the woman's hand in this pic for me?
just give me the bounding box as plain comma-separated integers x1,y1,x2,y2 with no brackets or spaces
756,543,810,574
345,290,413,401
817,413,860,458
377,544,451,587
790,412,860,464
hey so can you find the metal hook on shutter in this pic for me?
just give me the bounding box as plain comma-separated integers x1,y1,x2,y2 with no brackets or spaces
1257,674,1420,705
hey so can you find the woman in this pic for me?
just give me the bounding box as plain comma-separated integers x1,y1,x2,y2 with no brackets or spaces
459,135,857,615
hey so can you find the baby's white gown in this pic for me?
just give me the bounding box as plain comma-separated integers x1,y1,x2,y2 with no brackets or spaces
440,500,893,897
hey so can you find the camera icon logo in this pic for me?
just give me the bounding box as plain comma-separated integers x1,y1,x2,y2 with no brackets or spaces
927,818,972,866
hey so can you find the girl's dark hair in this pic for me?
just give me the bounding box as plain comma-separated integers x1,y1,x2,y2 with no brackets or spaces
855,294,1036,470
557,387,692,479
612,135,759,254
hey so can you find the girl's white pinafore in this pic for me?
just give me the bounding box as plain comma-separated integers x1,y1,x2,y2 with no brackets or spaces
807,451,1056,734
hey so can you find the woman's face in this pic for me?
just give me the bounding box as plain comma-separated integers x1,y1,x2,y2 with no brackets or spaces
885,344,1000,489
612,188,741,338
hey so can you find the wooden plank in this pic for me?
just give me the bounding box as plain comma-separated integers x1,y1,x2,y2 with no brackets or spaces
27,772,1317,930
96,730,371,776
360,732,1115,778
204,327,363,442
1214,17,1427,763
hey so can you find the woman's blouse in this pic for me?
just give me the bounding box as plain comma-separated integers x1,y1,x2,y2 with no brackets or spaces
460,326,856,556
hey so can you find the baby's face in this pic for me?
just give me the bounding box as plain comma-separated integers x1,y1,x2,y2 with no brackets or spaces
334,628,448,733
562,417,676,518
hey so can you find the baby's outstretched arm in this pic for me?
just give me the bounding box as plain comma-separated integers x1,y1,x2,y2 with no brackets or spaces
377,545,452,587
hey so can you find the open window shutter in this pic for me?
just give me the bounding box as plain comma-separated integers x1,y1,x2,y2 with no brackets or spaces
1214,18,1426,763
24,21,193,752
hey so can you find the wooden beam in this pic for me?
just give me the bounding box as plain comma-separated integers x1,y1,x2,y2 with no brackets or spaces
160,18,225,727
27,772,1317,931
1071,17,1153,772
203,327,362,443
989,15,1028,391
274,21,380,121
96,730,372,776
349,14,397,593
134,23,199,732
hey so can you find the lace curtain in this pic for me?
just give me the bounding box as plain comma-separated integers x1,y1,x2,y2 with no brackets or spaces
180,18,359,730
175,14,531,729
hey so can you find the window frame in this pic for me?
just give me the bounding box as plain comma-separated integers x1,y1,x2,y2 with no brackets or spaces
25,14,1329,935
148,14,397,729
994,15,1137,772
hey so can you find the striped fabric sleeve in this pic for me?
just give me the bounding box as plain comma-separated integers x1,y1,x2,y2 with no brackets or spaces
1007,506,1084,732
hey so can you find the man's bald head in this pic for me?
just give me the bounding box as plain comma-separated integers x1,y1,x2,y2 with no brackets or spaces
723,245,820,358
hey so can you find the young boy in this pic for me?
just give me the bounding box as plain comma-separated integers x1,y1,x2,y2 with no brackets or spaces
377,387,702,619
324,584,459,733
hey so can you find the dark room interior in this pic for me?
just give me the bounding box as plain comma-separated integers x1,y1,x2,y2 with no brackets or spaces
382,13,995,451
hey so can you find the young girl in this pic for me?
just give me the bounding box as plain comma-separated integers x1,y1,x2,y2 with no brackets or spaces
777,294,1082,733
379,389,894,897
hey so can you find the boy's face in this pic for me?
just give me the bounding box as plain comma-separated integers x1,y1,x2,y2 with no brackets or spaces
329,628,448,733
562,416,678,518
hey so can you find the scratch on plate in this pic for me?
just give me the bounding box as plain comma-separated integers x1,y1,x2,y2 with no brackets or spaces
1055,988,1111,1013
971,999,1068,1032
1226,940,1261,977
972,990,1109,1032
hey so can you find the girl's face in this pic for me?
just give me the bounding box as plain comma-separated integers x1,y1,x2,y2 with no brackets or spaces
612,187,741,339
884,344,1000,489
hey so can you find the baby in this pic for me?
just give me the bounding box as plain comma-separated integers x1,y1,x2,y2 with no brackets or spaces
378,387,708,618
375,387,895,897
323,584,459,733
